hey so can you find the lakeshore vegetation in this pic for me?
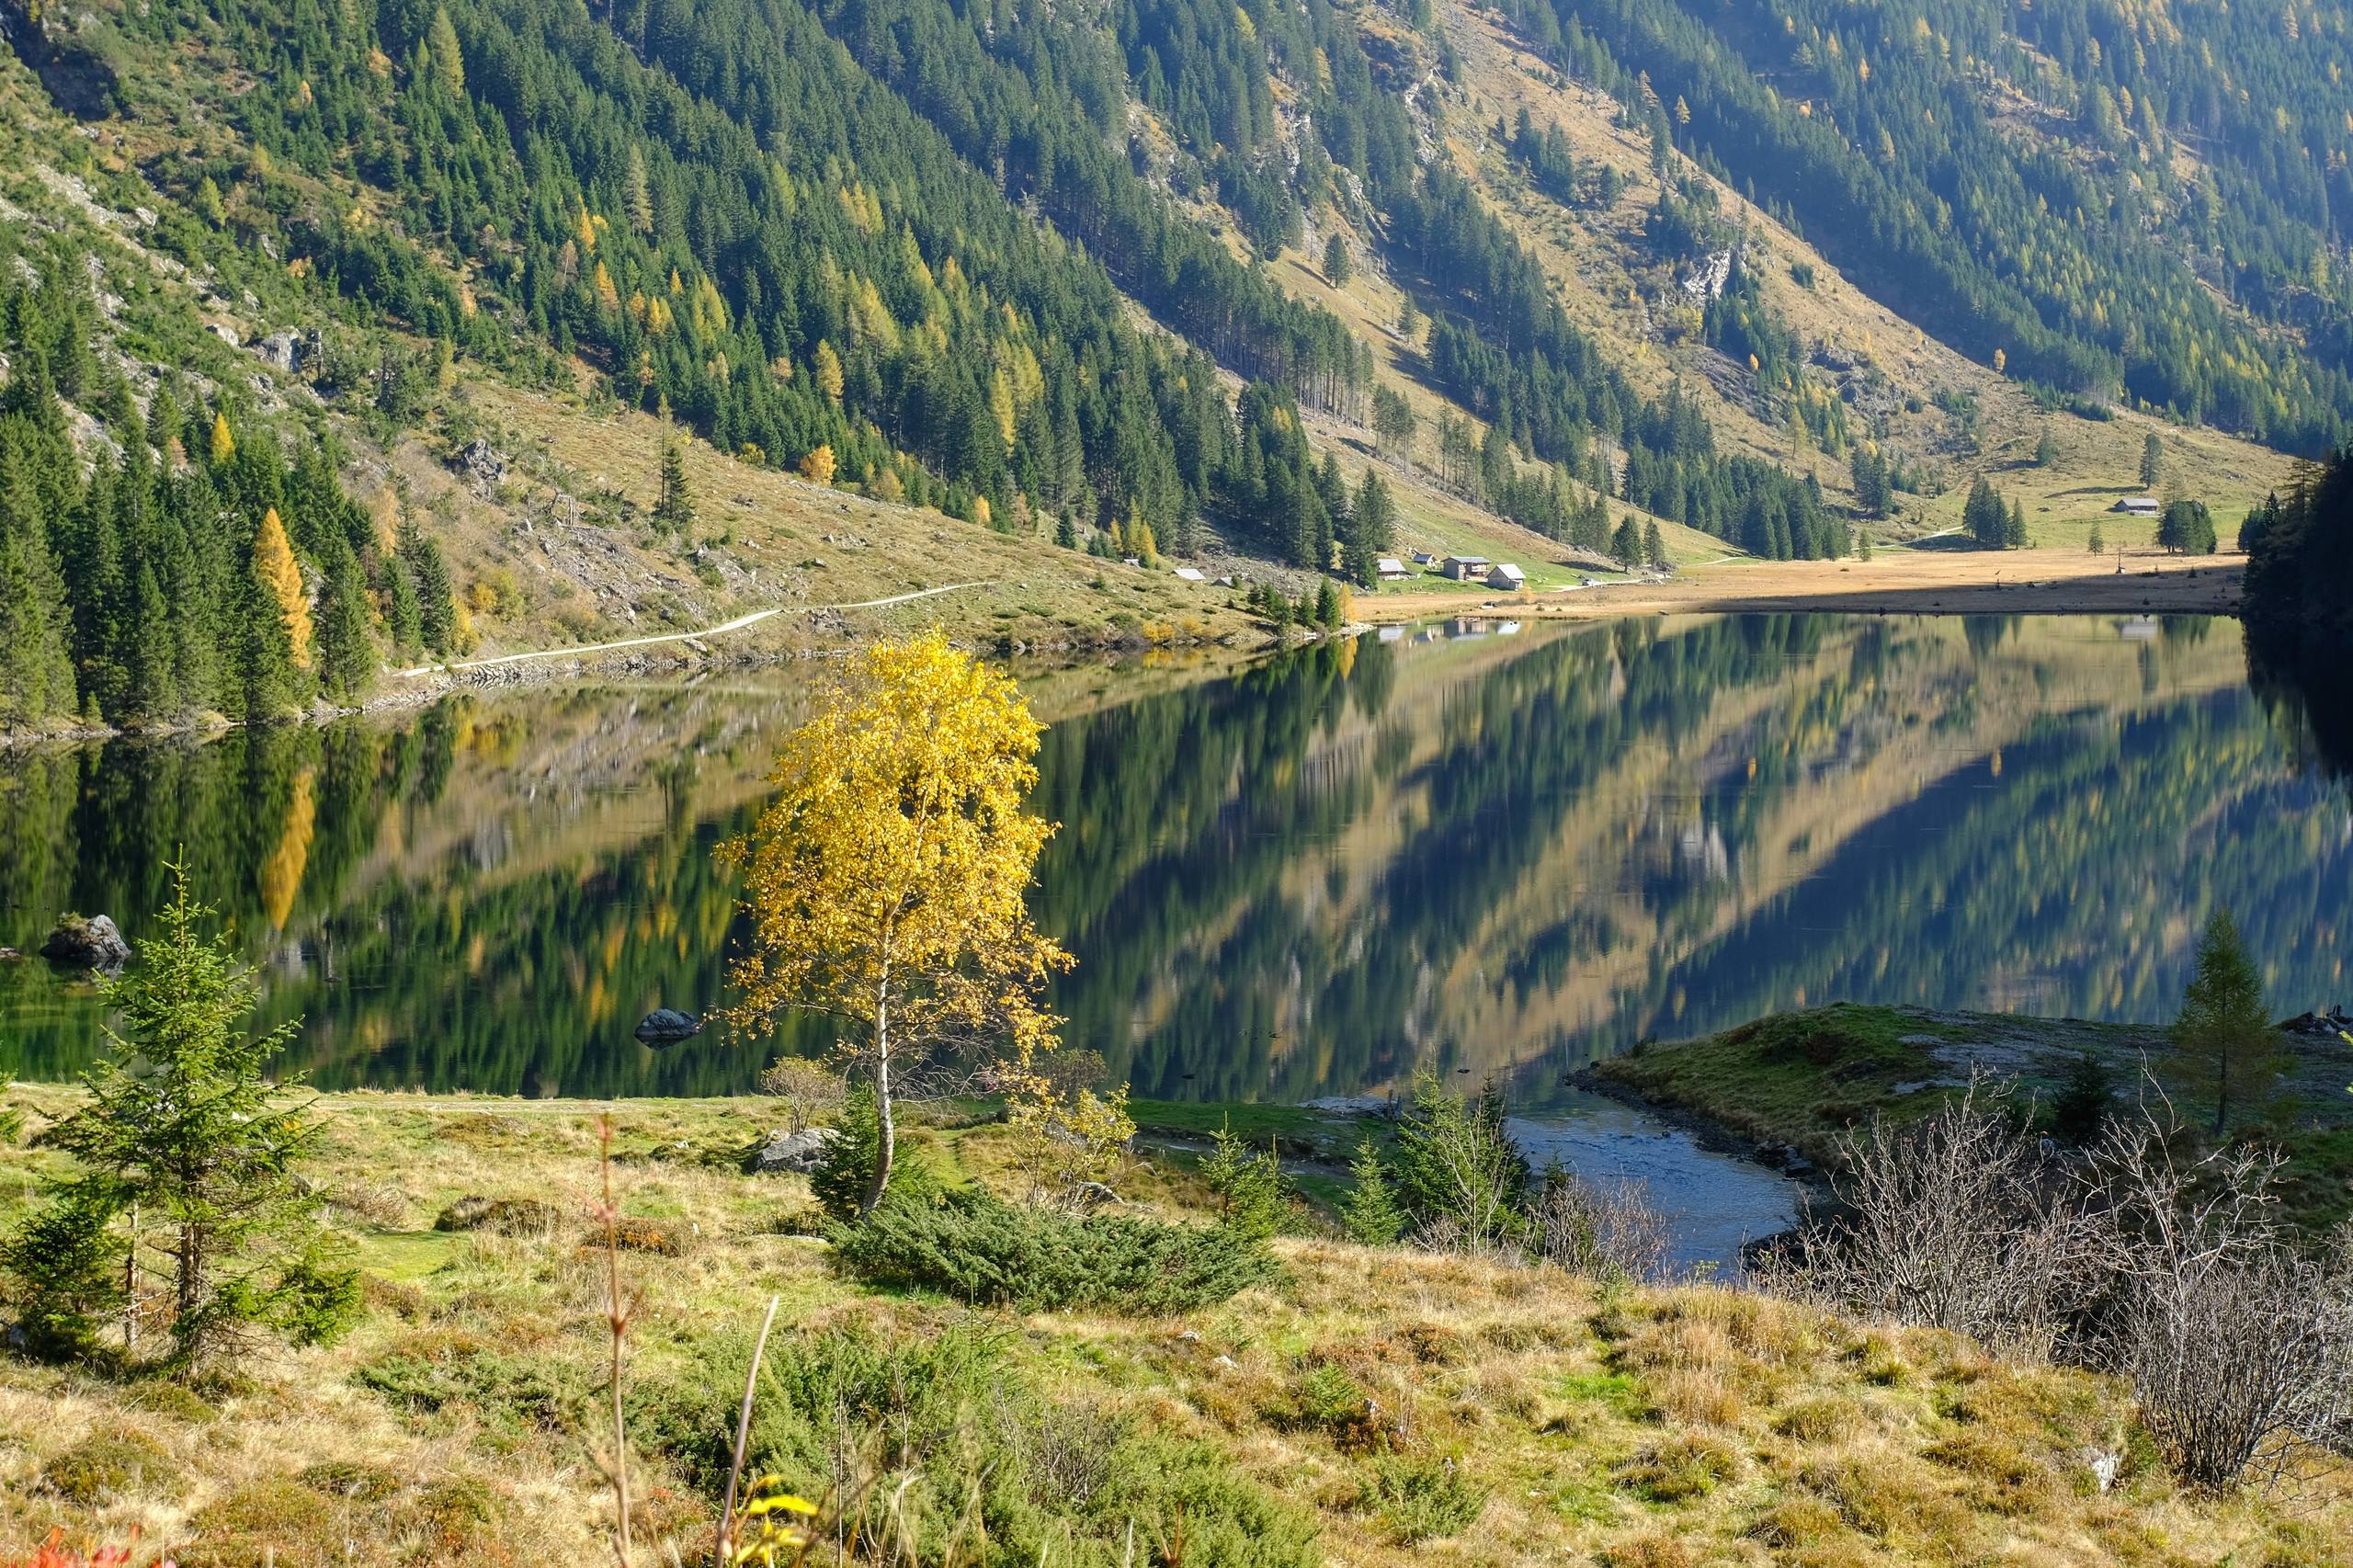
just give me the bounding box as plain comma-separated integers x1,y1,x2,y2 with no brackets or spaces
4,633,2351,1563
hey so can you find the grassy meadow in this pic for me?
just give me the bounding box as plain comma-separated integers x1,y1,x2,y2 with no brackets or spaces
3,1079,2349,1565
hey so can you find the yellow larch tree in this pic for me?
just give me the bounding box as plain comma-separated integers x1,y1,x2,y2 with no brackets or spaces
209,411,236,465
254,506,313,669
717,631,1071,1216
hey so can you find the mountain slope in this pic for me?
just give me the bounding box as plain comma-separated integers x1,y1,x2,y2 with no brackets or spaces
0,0,2326,735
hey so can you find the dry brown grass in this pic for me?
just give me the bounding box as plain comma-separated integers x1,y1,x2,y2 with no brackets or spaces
2,1089,2348,1565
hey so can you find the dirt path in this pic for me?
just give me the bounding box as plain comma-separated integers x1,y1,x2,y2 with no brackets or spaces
389,581,993,679
1358,548,2245,622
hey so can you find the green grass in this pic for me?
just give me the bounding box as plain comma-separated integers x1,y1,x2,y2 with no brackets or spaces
1593,1003,1984,1161
1597,1002,2353,1235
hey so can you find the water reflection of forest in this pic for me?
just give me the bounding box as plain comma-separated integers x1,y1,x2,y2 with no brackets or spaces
2,615,2345,1101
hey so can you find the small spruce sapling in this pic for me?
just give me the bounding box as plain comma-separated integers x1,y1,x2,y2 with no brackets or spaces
1342,1136,1406,1245
1201,1119,1286,1240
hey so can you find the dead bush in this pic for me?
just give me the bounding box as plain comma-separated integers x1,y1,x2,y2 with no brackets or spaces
1756,1078,2109,1358
1529,1167,1674,1284
2087,1118,2353,1492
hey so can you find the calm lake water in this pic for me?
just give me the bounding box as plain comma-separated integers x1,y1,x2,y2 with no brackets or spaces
3,614,2347,1115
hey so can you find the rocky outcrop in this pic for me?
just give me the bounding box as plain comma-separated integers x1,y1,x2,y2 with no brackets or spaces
453,438,507,496
40,914,130,971
2280,1006,2353,1039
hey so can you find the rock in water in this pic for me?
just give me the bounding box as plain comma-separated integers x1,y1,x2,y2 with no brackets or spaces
40,914,131,971
633,1007,701,1045
744,1126,838,1174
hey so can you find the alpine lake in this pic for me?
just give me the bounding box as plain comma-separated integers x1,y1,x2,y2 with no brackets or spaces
5,612,2347,1267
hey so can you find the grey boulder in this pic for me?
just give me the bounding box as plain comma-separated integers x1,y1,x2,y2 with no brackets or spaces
745,1126,838,1174
40,914,131,971
633,1007,702,1045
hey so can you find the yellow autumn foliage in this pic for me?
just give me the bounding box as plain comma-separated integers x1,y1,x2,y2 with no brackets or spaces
717,630,1070,1210
257,767,317,931
254,506,313,669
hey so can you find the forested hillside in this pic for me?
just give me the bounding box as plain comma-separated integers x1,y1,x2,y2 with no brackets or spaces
1502,0,2353,449
0,0,2338,731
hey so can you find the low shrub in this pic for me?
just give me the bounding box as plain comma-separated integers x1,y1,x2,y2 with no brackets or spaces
829,1187,1276,1313
432,1195,563,1235
607,1214,686,1255
1771,1395,1858,1443
353,1334,581,1434
1614,1434,1738,1502
630,1322,1320,1566
40,1431,175,1505
121,1380,217,1424
176,1477,345,1568
294,1461,404,1503
1265,1362,1394,1452
1361,1453,1488,1543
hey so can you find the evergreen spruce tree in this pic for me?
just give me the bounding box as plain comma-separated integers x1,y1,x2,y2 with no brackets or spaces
1611,515,1643,566
123,561,178,722
2005,497,2029,548
2165,908,2286,1135
1345,470,1395,585
314,539,377,703
1323,232,1351,286
385,556,424,651
238,546,303,719
1342,1135,1405,1245
400,522,458,655
1643,519,1666,569
654,440,696,535
2034,426,2059,467
2140,432,2165,491
0,434,78,728
8,864,358,1370
1314,577,1343,630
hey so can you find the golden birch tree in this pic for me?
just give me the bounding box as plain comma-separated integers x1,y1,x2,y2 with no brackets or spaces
718,630,1069,1215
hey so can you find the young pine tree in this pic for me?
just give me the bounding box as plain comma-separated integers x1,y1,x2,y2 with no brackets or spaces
11,865,358,1369
2165,908,2287,1135
1342,1135,1405,1245
313,538,377,702
1200,1120,1286,1241
654,440,696,534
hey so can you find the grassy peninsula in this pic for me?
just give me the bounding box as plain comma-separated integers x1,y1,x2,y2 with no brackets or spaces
1590,1003,2353,1234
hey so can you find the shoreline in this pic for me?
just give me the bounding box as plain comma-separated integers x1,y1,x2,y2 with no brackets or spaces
1356,546,2246,622
1,549,2252,748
